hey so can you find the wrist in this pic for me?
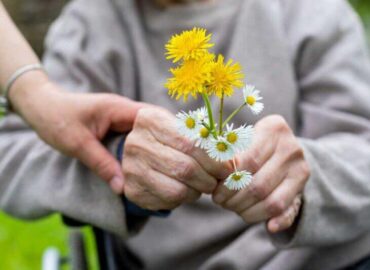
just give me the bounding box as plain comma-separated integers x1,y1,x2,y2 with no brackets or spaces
9,71,52,116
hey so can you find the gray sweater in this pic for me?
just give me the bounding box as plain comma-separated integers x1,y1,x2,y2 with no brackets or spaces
1,0,370,269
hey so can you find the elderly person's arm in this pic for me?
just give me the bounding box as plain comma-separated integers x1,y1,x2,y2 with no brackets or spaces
276,0,370,246
213,0,370,247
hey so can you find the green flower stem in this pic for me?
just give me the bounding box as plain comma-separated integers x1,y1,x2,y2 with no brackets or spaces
201,121,211,130
201,93,217,138
218,93,224,136
232,158,238,173
222,102,246,129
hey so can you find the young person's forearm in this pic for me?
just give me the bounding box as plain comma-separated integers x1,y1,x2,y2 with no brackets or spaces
0,2,50,114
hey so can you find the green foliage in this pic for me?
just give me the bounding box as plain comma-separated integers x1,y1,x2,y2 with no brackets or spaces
0,212,98,270
0,109,5,119
350,0,370,42
351,0,370,19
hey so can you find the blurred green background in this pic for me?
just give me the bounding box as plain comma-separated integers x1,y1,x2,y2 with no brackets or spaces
0,0,370,269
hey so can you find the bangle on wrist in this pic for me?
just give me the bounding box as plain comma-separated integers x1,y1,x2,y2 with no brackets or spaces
1,63,45,113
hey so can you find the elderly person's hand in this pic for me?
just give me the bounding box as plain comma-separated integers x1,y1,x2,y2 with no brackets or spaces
212,115,310,233
10,75,146,194
122,107,231,210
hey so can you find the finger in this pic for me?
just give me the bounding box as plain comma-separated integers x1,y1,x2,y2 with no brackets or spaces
213,180,237,205
75,134,124,194
267,194,303,233
212,125,279,205
190,147,234,180
103,96,151,132
239,177,304,224
132,138,217,194
143,109,230,178
124,167,200,210
147,169,201,204
240,118,281,169
212,156,259,205
222,152,289,212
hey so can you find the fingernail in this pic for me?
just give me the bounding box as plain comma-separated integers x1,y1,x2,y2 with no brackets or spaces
110,176,124,194
214,194,225,204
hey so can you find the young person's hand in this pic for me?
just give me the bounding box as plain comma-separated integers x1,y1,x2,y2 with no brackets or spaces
10,74,146,194
121,107,231,210
212,115,310,233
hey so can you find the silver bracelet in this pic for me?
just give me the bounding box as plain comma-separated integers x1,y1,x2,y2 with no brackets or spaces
2,63,45,111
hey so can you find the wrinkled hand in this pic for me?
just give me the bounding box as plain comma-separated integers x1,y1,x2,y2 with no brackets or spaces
121,107,231,210
11,79,146,193
213,115,310,233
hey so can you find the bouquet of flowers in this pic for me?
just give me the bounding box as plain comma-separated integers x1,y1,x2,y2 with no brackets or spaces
164,28,264,190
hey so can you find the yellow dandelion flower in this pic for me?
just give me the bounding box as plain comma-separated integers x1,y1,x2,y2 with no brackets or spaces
165,27,214,63
207,55,244,98
165,53,214,101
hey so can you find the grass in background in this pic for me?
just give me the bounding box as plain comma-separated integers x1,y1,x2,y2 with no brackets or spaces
350,0,370,42
0,212,98,269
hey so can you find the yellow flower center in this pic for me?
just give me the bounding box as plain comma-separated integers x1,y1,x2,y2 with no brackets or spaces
216,142,228,152
232,174,242,181
226,132,238,144
185,117,196,129
199,127,210,138
246,95,256,106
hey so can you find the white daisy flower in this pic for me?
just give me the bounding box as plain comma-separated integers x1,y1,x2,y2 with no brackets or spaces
225,124,254,153
195,125,212,149
194,107,208,124
176,110,202,140
224,170,253,190
242,84,264,115
206,137,235,162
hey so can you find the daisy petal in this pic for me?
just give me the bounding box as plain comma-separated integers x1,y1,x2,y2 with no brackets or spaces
224,171,253,190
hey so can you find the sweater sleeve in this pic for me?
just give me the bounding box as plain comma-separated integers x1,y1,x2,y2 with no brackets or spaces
0,1,128,237
271,0,370,247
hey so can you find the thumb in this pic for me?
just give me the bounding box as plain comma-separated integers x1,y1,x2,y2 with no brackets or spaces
74,136,124,194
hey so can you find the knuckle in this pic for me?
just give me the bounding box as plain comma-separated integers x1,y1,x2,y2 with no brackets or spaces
124,184,141,204
265,198,286,216
135,108,152,126
205,181,217,194
278,143,300,162
186,190,201,203
300,162,311,180
166,185,188,204
69,137,86,156
267,115,289,133
122,160,144,180
122,161,134,177
276,139,304,164
240,212,252,224
249,182,268,201
123,135,143,156
173,159,196,180
212,192,224,205
241,154,260,173
176,136,195,154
